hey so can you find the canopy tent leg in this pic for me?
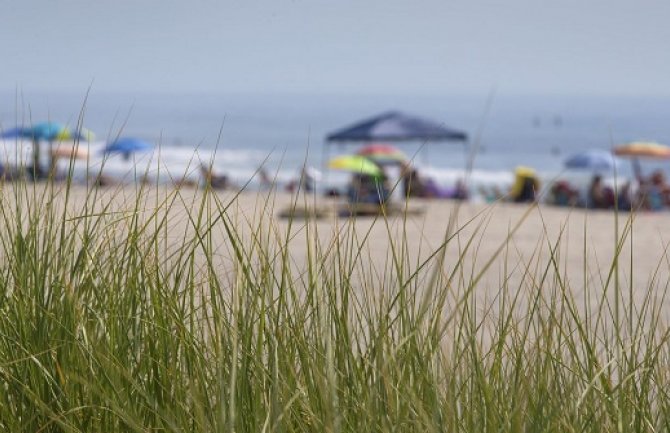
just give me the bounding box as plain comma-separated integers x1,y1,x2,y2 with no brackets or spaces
321,141,330,193
459,138,477,195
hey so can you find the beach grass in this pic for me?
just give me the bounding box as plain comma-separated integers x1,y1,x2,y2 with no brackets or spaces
0,176,668,432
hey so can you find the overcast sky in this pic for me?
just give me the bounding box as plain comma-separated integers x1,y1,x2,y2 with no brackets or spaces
1,0,669,97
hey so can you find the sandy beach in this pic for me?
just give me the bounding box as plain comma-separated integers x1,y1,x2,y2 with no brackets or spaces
31,184,669,311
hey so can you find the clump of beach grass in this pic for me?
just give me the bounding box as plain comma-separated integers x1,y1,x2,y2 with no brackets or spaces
0,171,668,433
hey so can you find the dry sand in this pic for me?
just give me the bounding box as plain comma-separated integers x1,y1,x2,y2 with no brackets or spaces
22,184,670,310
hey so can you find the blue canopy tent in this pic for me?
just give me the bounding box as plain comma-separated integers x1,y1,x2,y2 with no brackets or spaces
324,111,469,187
326,111,467,143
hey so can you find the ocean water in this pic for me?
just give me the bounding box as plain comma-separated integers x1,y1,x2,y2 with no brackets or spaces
1,91,670,196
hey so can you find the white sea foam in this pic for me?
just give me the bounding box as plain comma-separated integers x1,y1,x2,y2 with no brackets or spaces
0,139,646,200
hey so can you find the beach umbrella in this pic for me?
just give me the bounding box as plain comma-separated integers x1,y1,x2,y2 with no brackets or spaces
30,122,78,140
612,141,670,159
0,127,26,139
613,141,670,178
1,122,94,141
103,137,153,161
1,122,94,178
56,126,95,141
564,149,620,171
356,143,408,165
328,155,382,177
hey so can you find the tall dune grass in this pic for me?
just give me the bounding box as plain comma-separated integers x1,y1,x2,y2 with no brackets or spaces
0,176,668,432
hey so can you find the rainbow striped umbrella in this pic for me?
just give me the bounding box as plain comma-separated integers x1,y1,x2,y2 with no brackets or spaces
356,143,408,165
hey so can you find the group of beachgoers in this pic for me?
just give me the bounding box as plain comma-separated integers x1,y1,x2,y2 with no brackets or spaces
549,170,670,211
335,160,670,213
16,143,665,214
338,162,533,207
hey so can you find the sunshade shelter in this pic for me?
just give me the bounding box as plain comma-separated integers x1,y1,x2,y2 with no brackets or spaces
563,149,620,172
103,137,154,161
326,111,467,143
328,155,383,177
324,110,468,184
1,122,94,179
613,141,670,179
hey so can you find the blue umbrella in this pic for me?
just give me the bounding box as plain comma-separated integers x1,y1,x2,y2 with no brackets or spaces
103,137,153,161
30,122,70,140
0,127,26,139
564,150,620,171
2,122,92,141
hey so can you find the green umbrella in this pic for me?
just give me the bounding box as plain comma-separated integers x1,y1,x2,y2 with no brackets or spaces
328,155,382,177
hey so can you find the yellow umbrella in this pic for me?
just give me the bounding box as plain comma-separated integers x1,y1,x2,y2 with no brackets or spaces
55,126,95,141
328,155,382,177
613,141,670,159
613,141,670,179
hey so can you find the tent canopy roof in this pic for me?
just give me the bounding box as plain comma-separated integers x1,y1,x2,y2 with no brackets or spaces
326,110,467,143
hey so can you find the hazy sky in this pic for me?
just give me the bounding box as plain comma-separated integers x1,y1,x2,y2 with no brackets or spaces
1,0,670,97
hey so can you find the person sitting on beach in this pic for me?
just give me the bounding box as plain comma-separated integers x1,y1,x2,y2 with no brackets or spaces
348,173,390,205
421,178,467,199
637,170,669,210
286,166,320,193
450,179,469,200
616,181,633,211
510,166,540,203
550,180,580,207
515,177,537,203
400,165,427,198
200,164,229,190
401,164,464,199
588,175,614,209
651,170,670,207
259,167,273,191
